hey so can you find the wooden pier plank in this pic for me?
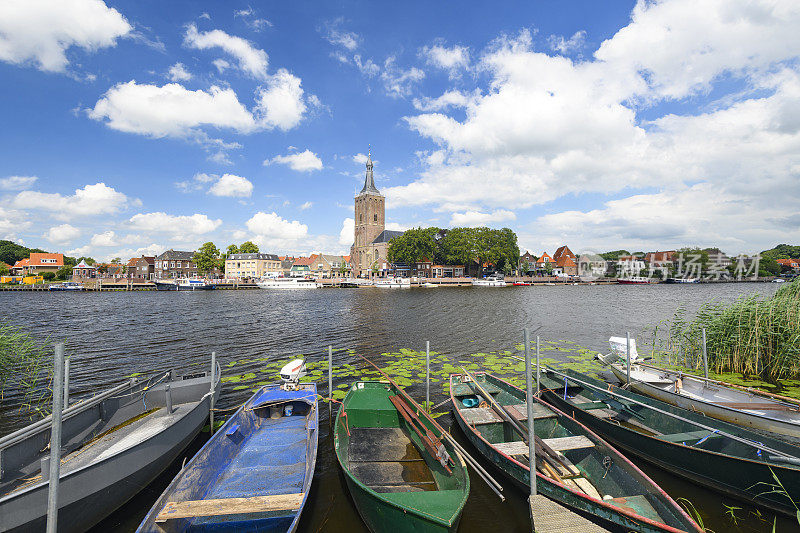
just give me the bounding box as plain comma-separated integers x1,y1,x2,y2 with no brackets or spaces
529,494,610,532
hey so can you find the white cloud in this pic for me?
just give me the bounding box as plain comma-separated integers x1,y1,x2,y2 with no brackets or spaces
449,209,516,227
421,42,470,76
354,55,379,77
322,19,359,51
245,211,308,248
339,217,354,245
0,175,37,190
129,212,222,236
299,201,313,210
89,81,257,138
413,90,477,112
44,224,80,244
176,172,217,193
90,230,117,246
234,7,272,31
547,31,586,55
385,222,409,232
167,62,192,81
212,58,230,73
0,0,131,72
254,69,308,130
184,24,269,80
13,182,130,218
266,149,323,172
208,173,253,197
381,56,425,98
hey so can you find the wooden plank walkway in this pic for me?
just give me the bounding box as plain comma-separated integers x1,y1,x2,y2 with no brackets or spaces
529,494,610,533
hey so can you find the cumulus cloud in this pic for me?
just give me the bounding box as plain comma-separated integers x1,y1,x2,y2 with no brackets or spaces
266,149,323,172
89,230,117,246
13,182,130,218
245,211,308,248
254,69,308,130
129,212,222,238
339,217,354,245
420,42,470,76
208,173,253,197
413,90,478,112
0,176,37,191
381,56,425,98
44,223,80,244
299,201,313,210
184,24,268,80
0,0,131,72
547,31,586,55
449,209,516,227
167,62,192,81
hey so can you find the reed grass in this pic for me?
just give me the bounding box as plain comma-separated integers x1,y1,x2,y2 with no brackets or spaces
655,279,800,381
0,322,52,416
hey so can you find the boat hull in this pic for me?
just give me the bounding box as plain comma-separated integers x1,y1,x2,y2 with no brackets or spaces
0,374,218,533
154,281,177,291
541,370,800,518
609,365,800,443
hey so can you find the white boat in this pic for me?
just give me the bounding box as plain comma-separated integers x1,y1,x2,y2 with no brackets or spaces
48,281,83,291
373,277,411,288
177,278,214,291
422,282,438,288
617,276,654,284
257,277,320,289
600,336,800,443
472,275,507,287
340,278,373,288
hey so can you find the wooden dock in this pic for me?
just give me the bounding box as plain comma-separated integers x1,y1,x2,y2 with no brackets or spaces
529,494,610,533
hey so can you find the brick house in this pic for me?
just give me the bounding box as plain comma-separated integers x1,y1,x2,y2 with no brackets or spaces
777,258,800,272
535,252,553,270
129,256,155,280
290,256,314,277
155,250,198,279
555,255,578,276
553,245,576,263
16,253,63,275
316,255,350,278
644,251,675,268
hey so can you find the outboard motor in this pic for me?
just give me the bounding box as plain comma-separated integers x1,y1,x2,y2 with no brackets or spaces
280,359,307,390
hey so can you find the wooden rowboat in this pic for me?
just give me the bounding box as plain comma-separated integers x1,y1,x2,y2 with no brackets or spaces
449,372,702,533
137,382,318,533
0,369,219,533
334,381,469,533
609,362,800,443
540,367,800,518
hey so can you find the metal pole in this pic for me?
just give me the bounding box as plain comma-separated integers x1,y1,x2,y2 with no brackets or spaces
535,336,540,393
46,343,65,533
702,328,709,380
524,329,536,497
165,382,173,414
328,345,333,401
63,356,69,411
425,341,430,412
210,352,216,433
626,331,631,385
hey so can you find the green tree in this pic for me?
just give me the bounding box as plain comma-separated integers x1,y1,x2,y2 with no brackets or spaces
760,257,781,276
600,250,631,261
110,257,121,264
96,263,108,275
0,263,8,276
42,272,55,281
239,241,259,254
519,261,531,275
0,240,47,266
338,263,348,276
77,256,96,266
55,265,71,280
193,242,222,276
387,227,440,264
439,227,476,266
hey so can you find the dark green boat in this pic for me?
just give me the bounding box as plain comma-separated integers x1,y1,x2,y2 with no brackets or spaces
334,381,470,533
449,372,702,533
540,367,800,518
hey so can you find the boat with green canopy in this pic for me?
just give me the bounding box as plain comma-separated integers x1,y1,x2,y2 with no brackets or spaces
539,366,800,518
449,372,702,533
334,381,470,533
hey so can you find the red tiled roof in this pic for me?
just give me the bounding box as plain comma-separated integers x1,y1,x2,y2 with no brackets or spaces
777,258,799,266
536,252,552,263
13,258,30,268
28,253,64,267
292,256,315,266
126,257,138,267
555,256,577,267
553,245,575,260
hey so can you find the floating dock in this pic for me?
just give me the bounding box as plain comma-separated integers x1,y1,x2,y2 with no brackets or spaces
529,494,610,533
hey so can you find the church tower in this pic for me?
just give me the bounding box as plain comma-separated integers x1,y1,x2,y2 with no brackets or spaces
352,148,385,276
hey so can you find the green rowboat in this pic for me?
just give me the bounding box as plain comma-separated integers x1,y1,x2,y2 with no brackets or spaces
334,381,470,533
450,372,702,533
540,367,800,518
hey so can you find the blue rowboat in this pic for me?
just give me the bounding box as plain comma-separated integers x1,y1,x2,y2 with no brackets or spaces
137,382,318,533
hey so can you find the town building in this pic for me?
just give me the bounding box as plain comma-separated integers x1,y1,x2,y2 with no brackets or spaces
553,245,576,263
13,253,64,276
535,252,553,269
72,259,96,280
155,250,198,279
11,258,28,276
290,256,314,277
554,255,578,276
314,254,350,278
777,258,800,272
431,264,465,277
129,256,155,280
519,251,536,266
350,149,404,277
225,253,281,279
578,253,606,278
644,251,675,268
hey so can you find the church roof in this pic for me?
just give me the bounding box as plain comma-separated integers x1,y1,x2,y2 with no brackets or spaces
358,148,381,195
372,230,404,243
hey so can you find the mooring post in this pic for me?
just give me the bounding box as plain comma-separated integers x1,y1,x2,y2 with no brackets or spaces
626,331,631,385
165,382,173,414
63,356,70,411
46,343,66,533
524,329,537,500
328,345,333,402
425,340,430,412
535,335,541,393
210,351,216,433
702,328,708,380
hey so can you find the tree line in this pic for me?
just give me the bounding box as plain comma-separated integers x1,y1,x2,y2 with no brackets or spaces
192,241,260,275
387,227,520,275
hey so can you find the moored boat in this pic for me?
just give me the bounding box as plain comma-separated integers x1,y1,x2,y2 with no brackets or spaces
617,277,654,284
472,275,507,287
449,372,702,533
138,377,318,533
539,366,800,518
334,381,469,533
257,277,320,289
0,368,219,533
48,281,83,291
373,277,411,288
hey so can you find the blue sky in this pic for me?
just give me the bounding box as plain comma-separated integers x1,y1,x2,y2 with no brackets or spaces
1,0,799,260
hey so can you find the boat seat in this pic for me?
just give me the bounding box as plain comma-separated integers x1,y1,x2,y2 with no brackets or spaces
451,381,502,397
494,441,529,456
459,404,555,426
660,429,721,444
572,401,609,410
542,436,595,452
155,493,305,522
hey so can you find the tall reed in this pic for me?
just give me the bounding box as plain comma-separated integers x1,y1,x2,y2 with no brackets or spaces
0,322,52,416
658,279,800,381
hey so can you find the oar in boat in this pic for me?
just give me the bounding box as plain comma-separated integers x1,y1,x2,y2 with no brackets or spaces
388,394,453,473
458,367,578,483
355,353,506,501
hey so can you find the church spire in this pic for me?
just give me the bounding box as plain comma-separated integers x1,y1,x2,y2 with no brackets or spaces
359,145,380,195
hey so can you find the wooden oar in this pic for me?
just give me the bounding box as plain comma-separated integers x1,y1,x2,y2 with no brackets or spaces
388,395,452,474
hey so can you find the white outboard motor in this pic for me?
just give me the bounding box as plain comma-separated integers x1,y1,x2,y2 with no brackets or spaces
280,359,307,390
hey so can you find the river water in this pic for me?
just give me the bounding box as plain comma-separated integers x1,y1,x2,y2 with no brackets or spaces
1,283,793,532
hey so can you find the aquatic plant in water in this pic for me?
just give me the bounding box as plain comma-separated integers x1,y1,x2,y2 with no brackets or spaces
0,322,53,417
